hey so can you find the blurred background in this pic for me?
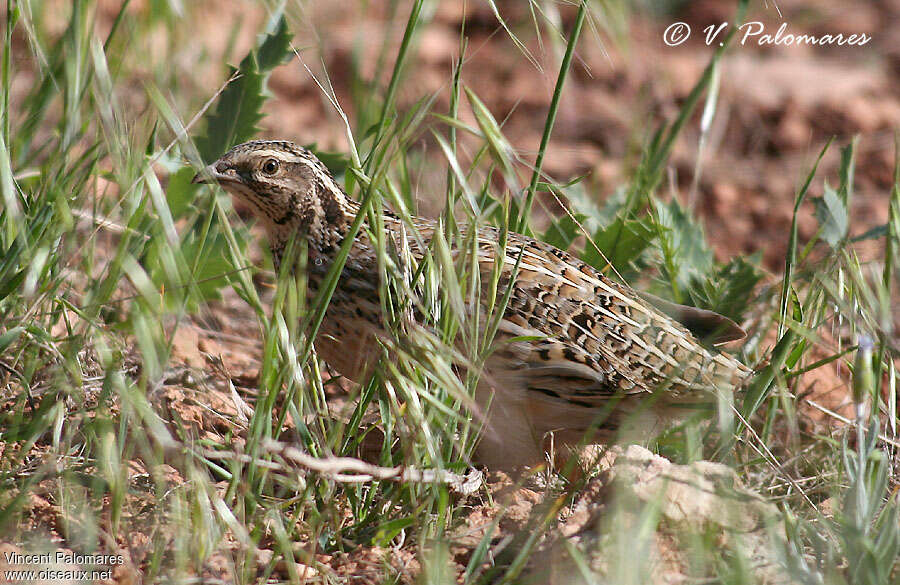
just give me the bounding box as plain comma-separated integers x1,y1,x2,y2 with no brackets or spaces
157,3,899,261
14,1,896,268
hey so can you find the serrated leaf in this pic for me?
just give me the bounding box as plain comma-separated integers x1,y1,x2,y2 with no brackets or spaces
688,255,763,322
654,198,714,291
593,186,628,226
542,212,586,250
181,231,239,304
582,216,656,274
195,15,293,162
544,181,608,231
165,167,196,219
813,183,849,248
195,59,264,162
255,16,292,71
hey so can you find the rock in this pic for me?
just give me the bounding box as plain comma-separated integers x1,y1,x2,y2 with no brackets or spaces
548,445,791,585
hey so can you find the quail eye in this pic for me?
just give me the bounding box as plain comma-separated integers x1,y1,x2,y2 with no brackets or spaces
262,158,279,175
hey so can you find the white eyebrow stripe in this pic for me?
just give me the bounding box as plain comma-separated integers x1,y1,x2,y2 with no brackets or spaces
250,149,304,162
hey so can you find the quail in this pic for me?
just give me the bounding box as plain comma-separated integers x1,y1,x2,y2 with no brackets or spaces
192,140,751,468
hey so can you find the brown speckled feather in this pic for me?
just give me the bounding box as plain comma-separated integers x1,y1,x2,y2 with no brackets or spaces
379,220,750,397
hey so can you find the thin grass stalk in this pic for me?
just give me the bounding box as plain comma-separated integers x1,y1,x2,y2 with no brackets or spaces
365,0,425,172
442,36,466,235
884,139,900,438
624,0,748,216
2,0,17,146
778,138,833,337
516,0,586,234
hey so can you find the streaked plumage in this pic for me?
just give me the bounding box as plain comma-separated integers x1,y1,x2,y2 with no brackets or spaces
193,140,751,468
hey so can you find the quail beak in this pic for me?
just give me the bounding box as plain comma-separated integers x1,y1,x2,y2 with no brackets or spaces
191,163,239,186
